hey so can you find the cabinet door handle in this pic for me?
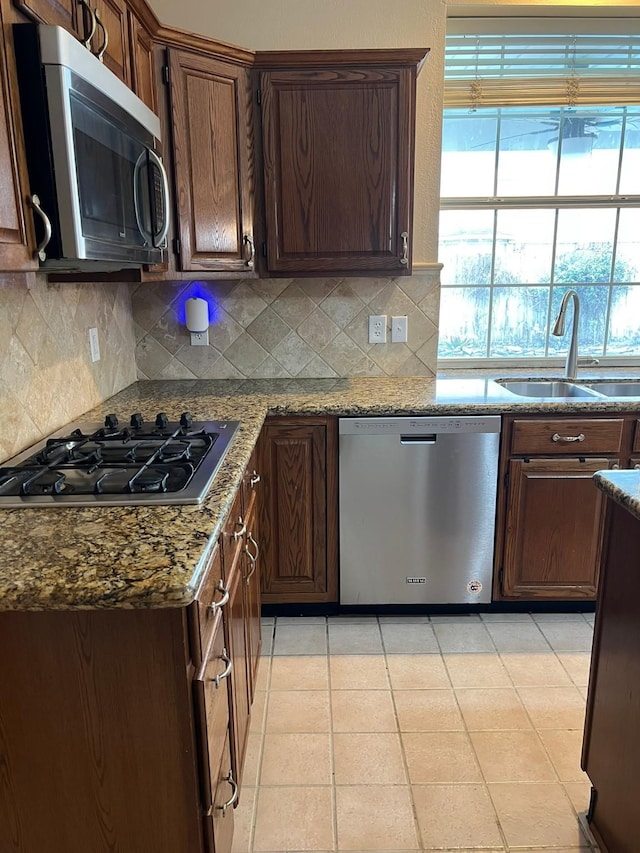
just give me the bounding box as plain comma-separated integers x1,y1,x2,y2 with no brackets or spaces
211,647,232,687
232,516,246,541
243,234,255,269
400,231,409,265
249,470,261,488
78,0,97,48
207,579,229,614
218,770,238,816
243,532,259,582
634,463,640,470
552,432,585,443
30,195,52,262
94,9,108,61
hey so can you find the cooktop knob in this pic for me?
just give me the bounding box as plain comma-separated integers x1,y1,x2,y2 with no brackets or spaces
155,412,169,429
180,412,193,428
130,413,144,429
104,413,119,429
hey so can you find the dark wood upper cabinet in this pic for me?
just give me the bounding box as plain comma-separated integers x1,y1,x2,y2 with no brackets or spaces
87,0,131,85
257,50,427,277
12,0,79,34
128,10,156,112
167,48,256,274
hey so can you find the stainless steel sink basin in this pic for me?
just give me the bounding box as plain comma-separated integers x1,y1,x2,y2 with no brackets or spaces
583,381,640,397
496,380,603,399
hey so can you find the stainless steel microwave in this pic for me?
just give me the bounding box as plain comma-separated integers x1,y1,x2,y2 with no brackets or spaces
12,23,169,271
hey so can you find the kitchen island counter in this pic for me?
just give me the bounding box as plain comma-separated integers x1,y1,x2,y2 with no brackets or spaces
2,374,640,611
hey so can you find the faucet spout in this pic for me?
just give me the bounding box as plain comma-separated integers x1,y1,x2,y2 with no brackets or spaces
552,289,580,379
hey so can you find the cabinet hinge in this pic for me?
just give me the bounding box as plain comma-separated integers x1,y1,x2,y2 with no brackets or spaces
261,242,267,258
162,65,170,85
256,88,262,105
504,471,510,489
173,237,181,256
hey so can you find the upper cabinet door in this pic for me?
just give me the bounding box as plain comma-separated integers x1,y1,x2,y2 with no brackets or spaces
167,49,256,274
85,0,131,86
13,0,79,35
259,56,425,277
128,11,156,113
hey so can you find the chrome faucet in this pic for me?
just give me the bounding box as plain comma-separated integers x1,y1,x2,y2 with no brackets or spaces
552,289,580,379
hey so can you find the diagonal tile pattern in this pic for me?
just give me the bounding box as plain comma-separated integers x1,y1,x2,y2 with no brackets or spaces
235,612,598,853
132,273,441,379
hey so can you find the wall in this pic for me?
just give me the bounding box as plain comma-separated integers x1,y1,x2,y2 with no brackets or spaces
133,272,440,379
0,275,136,463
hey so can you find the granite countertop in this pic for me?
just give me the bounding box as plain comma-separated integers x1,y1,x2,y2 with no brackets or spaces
593,470,640,522
3,373,640,612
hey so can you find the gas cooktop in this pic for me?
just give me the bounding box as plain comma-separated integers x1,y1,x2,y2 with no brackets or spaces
0,412,240,508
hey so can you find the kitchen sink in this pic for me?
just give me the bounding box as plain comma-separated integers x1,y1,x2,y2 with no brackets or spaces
496,379,603,399
583,381,640,397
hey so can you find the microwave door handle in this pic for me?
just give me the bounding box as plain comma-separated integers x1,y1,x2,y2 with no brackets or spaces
133,150,153,246
146,149,170,248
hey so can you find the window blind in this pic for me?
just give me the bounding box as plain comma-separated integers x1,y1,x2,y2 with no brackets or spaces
445,18,640,108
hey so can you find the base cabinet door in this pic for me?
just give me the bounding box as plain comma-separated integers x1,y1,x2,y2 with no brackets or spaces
223,560,251,792
167,49,255,273
242,499,262,700
258,417,338,603
501,457,615,599
202,733,235,853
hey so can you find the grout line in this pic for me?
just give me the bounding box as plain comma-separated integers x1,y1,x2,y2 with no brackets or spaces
326,616,338,853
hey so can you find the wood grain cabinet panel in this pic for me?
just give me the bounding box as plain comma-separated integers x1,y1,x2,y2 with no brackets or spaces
258,54,426,277
510,418,624,456
501,457,616,600
128,10,156,112
167,49,255,273
13,0,79,34
258,417,338,603
87,0,131,85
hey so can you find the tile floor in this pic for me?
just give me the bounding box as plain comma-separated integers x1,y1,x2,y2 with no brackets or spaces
232,612,598,853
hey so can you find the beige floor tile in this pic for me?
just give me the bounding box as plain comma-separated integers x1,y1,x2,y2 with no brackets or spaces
444,653,511,688
557,651,592,687
260,732,332,785
480,612,534,622
276,615,326,625
329,622,384,654
432,622,496,653
518,685,586,730
563,780,592,814
378,614,430,623
532,611,589,622
583,612,595,624
334,732,406,784
470,730,556,782
273,623,328,656
254,657,271,692
249,690,267,733
429,613,482,622
253,786,334,851
331,689,397,732
335,785,418,850
242,731,263,788
538,729,590,782
537,621,594,652
231,785,256,853
393,689,464,731
488,781,588,847
485,622,551,653
386,654,450,689
456,687,531,731
265,690,330,733
412,784,503,849
403,731,482,784
499,652,573,687
270,655,329,690
380,622,439,653
330,655,389,689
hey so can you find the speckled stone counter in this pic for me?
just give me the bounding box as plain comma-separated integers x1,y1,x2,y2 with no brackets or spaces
593,470,640,522
3,374,640,611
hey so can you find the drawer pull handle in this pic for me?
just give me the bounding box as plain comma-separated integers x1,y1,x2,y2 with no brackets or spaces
232,516,246,540
244,532,259,582
249,471,261,488
634,463,640,470
552,432,585,443
219,770,238,816
207,579,229,614
212,648,232,687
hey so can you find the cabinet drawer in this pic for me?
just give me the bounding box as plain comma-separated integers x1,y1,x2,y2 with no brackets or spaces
193,616,232,810
202,732,235,853
222,488,245,577
190,544,225,666
242,449,261,517
510,418,624,455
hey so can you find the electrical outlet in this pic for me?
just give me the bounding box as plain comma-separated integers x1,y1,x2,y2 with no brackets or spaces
368,314,387,344
190,330,209,346
88,327,100,362
391,315,408,343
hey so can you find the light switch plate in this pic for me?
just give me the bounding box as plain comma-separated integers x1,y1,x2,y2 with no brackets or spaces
88,327,100,362
391,315,408,343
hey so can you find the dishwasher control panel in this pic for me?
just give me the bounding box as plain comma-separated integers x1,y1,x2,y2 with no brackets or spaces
339,415,501,436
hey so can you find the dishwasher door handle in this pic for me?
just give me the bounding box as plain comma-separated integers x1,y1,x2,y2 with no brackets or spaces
400,434,437,445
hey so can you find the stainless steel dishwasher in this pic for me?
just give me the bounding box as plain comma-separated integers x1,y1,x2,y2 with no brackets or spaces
339,415,501,605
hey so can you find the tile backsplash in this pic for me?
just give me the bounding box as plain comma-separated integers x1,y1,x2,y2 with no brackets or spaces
133,272,440,380
0,275,136,463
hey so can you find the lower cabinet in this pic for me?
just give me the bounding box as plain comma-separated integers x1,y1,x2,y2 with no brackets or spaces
257,416,338,603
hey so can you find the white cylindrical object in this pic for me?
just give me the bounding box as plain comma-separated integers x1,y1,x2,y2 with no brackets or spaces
185,297,209,332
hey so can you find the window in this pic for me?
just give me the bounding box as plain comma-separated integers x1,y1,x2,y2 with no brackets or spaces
438,22,640,364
